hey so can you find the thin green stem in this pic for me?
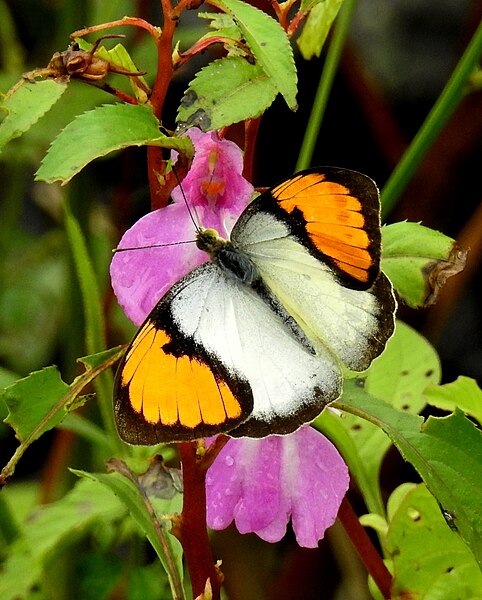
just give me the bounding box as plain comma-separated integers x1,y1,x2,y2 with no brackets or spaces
295,0,358,172
381,19,482,218
64,203,123,453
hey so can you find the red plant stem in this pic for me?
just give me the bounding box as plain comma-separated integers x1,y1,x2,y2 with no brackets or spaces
147,0,177,209
338,497,393,599
72,14,176,209
175,36,244,68
243,117,261,182
71,17,161,41
177,442,222,600
287,10,308,38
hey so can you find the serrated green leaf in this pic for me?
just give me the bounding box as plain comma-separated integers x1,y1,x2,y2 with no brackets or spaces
2,366,71,441
387,484,482,599
0,478,125,600
0,347,123,483
381,222,466,308
177,56,277,131
209,0,297,109
338,321,440,514
2,347,122,443
197,12,242,48
424,376,482,426
36,103,193,184
338,387,482,566
0,79,68,153
298,0,343,60
79,346,125,370
73,465,185,600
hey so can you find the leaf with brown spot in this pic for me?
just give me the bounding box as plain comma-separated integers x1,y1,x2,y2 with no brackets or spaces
381,222,466,308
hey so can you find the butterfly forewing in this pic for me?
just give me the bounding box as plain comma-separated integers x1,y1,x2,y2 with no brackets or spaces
114,267,253,444
269,168,382,288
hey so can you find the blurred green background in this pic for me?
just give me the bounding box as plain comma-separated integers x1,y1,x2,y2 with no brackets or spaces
1,1,481,598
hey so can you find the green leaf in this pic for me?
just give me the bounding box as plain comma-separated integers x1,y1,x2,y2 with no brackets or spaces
2,366,71,441
73,463,185,600
337,321,440,514
209,0,297,109
298,0,343,60
64,204,121,447
364,321,441,411
338,387,482,566
197,12,243,49
35,103,193,184
387,484,482,599
0,347,123,484
424,376,482,426
0,79,68,153
127,563,173,600
0,478,125,600
314,407,385,516
381,222,466,308
177,56,277,131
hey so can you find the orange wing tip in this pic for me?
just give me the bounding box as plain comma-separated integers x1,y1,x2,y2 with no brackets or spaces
270,169,382,286
273,173,351,204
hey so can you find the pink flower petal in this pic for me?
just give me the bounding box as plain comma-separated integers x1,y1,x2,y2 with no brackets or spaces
171,129,252,237
110,203,204,326
206,427,349,548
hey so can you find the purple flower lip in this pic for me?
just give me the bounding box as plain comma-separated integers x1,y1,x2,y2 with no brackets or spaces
206,426,349,548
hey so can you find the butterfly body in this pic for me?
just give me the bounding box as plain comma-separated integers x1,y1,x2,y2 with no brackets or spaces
114,167,396,445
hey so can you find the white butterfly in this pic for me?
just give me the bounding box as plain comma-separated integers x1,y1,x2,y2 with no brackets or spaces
114,167,396,444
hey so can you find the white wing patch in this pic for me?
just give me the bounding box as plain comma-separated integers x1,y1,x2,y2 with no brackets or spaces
169,263,341,435
233,210,390,371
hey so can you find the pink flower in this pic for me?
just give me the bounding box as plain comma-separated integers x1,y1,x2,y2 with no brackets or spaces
206,426,349,548
110,128,253,325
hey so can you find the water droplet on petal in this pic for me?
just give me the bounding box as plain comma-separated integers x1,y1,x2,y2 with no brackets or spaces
224,455,234,466
212,516,223,529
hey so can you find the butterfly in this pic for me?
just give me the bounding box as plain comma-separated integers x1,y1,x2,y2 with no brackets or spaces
114,167,396,445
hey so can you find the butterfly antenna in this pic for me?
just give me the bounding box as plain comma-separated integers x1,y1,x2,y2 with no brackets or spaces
172,163,201,233
112,239,195,253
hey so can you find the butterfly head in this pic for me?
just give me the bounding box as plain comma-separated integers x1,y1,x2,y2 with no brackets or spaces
196,227,228,258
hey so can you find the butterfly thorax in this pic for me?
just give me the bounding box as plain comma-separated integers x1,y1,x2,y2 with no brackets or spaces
196,227,259,286
196,227,227,256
